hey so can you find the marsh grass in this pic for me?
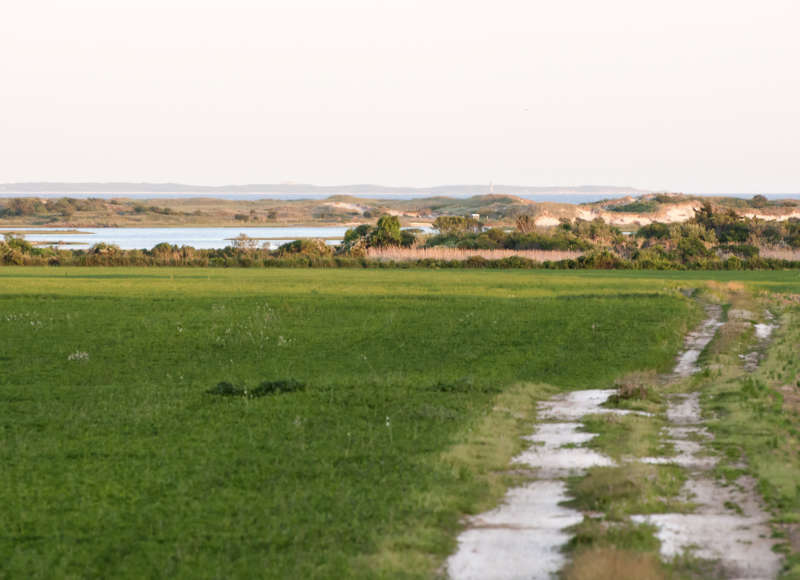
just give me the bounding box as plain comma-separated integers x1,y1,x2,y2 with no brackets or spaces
760,248,800,262
365,246,584,262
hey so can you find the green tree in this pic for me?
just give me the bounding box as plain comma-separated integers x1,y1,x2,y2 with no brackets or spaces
344,224,372,243
369,215,402,247
433,216,468,236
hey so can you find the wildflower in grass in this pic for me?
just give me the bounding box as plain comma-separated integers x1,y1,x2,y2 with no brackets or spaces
385,416,391,428
67,351,89,361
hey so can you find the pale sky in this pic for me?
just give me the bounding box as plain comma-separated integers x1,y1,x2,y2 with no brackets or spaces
1,0,798,192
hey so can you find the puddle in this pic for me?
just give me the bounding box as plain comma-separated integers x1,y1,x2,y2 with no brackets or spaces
536,389,616,421
641,395,715,469
516,421,615,478
447,481,582,580
754,323,776,340
672,304,723,377
742,311,778,371
632,513,779,578
447,390,618,579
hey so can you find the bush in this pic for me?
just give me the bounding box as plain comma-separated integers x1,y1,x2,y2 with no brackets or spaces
724,256,743,270
607,200,659,213
464,256,488,268
717,243,759,258
206,379,305,398
276,238,333,257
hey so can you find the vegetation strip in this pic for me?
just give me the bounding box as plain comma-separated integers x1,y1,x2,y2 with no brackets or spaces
4,199,800,269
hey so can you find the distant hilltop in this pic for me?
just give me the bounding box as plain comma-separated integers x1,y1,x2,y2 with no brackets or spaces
0,182,647,196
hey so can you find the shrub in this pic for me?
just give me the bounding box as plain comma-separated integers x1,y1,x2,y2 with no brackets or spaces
206,379,305,398
250,379,305,397
607,200,659,213
276,238,333,257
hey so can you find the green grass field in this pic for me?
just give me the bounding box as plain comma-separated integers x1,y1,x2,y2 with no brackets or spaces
1,267,797,579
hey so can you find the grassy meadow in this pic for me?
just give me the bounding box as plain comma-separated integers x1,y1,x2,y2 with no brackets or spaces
2,267,797,578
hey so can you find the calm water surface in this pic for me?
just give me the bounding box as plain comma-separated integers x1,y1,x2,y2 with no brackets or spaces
1,227,355,250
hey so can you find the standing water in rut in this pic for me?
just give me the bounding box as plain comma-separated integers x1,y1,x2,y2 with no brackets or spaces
447,303,781,579
447,391,643,579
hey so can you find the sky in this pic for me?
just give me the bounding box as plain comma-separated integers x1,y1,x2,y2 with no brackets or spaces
1,0,798,192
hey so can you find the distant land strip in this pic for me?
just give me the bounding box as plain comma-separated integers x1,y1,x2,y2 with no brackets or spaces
0,182,647,196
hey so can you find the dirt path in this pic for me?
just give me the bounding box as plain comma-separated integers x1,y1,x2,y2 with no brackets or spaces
447,303,782,579
633,391,781,578
631,304,781,578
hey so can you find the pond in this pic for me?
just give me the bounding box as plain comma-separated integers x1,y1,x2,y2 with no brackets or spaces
1,225,433,250
0,227,353,250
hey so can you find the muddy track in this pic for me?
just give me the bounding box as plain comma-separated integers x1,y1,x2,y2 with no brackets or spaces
447,303,781,579
633,390,781,579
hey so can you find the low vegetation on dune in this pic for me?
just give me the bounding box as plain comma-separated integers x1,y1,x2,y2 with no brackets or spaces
0,191,797,229
0,193,563,228
414,204,800,268
1,268,701,578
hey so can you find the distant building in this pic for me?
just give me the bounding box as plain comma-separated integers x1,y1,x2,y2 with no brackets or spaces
470,213,480,220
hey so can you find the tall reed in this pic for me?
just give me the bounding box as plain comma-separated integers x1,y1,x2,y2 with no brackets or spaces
365,247,585,262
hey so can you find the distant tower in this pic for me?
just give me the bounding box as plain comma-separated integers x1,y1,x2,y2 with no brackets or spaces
489,181,494,194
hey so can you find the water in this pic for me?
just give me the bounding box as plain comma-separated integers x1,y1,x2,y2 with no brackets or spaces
0,192,630,204
0,226,355,250
447,389,639,580
2,191,798,204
